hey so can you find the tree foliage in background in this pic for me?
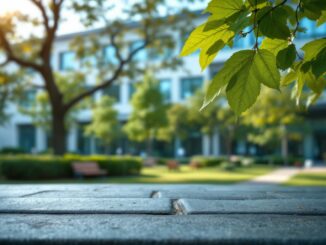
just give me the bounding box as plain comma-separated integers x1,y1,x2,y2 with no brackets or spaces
124,73,168,156
85,96,120,153
18,72,91,130
0,0,197,155
243,88,302,157
181,0,326,115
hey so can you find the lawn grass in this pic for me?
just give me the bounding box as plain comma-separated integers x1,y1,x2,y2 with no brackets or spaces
0,165,275,184
285,172,326,187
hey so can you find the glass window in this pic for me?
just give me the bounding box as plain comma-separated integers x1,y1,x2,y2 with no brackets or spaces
103,45,119,65
180,77,203,99
130,40,147,61
59,51,77,71
18,124,36,153
77,123,91,155
104,84,120,102
159,79,171,102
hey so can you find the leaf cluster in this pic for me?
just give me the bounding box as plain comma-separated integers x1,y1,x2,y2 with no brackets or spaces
181,0,326,114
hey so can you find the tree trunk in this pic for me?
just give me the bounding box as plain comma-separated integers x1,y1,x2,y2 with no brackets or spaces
52,110,66,155
281,126,288,166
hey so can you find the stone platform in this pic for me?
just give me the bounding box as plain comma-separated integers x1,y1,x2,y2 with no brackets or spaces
0,184,325,244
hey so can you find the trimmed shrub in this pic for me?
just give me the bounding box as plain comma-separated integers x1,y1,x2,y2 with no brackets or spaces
1,156,71,180
0,154,142,180
0,147,25,154
190,156,227,168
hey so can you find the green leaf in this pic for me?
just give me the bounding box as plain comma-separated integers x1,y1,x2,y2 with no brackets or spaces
205,0,244,20
301,0,326,20
203,49,280,114
317,11,326,26
311,47,326,78
302,38,326,61
276,44,296,70
226,9,251,33
305,72,326,93
253,49,281,89
200,40,224,70
180,23,233,56
202,50,256,110
257,6,291,39
260,38,289,57
281,70,297,86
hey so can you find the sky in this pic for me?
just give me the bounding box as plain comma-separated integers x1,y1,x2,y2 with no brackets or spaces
0,0,207,36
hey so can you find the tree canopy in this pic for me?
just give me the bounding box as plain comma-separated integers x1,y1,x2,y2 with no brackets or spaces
123,72,168,156
181,0,326,115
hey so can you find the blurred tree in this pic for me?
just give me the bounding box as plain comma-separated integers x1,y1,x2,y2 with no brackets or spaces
124,73,168,156
18,72,91,131
243,88,302,163
0,70,22,124
0,0,196,155
157,103,190,142
85,96,120,154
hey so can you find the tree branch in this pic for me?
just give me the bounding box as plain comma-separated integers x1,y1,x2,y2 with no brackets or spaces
30,0,50,31
0,27,42,71
64,27,151,112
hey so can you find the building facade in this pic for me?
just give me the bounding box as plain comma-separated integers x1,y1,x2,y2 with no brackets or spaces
0,16,325,160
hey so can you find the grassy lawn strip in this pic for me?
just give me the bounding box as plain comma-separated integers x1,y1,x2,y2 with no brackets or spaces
285,172,326,187
0,165,275,184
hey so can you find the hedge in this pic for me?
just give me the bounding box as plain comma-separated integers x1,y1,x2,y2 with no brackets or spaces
190,156,227,168
0,155,142,180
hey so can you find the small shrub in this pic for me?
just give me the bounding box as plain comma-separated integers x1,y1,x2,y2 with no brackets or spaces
190,156,227,168
220,161,236,171
0,147,25,154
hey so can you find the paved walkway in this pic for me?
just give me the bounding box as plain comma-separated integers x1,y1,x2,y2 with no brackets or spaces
240,166,326,186
0,184,325,244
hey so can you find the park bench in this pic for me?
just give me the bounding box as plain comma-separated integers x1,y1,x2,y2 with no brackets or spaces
166,160,180,171
72,162,107,178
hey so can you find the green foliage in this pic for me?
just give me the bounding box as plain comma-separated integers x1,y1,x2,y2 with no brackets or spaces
157,103,191,141
85,96,120,150
124,73,168,148
0,155,142,180
182,0,326,114
18,72,91,130
191,156,227,168
243,88,301,149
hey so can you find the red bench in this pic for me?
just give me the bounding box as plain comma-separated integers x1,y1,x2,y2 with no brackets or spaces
72,162,107,178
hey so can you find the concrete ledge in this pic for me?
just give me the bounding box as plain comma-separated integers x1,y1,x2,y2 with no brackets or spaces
0,184,325,245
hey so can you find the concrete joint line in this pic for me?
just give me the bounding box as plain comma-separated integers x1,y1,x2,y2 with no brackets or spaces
21,190,57,198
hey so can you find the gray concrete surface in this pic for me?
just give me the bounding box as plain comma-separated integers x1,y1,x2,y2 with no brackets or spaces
0,184,325,244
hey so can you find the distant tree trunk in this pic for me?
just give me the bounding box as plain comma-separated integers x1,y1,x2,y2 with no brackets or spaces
52,110,66,156
281,126,289,166
43,68,67,156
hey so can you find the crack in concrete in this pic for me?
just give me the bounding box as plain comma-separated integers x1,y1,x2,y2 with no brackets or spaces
172,200,187,215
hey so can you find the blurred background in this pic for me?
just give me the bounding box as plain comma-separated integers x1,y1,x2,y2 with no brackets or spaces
0,0,325,185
